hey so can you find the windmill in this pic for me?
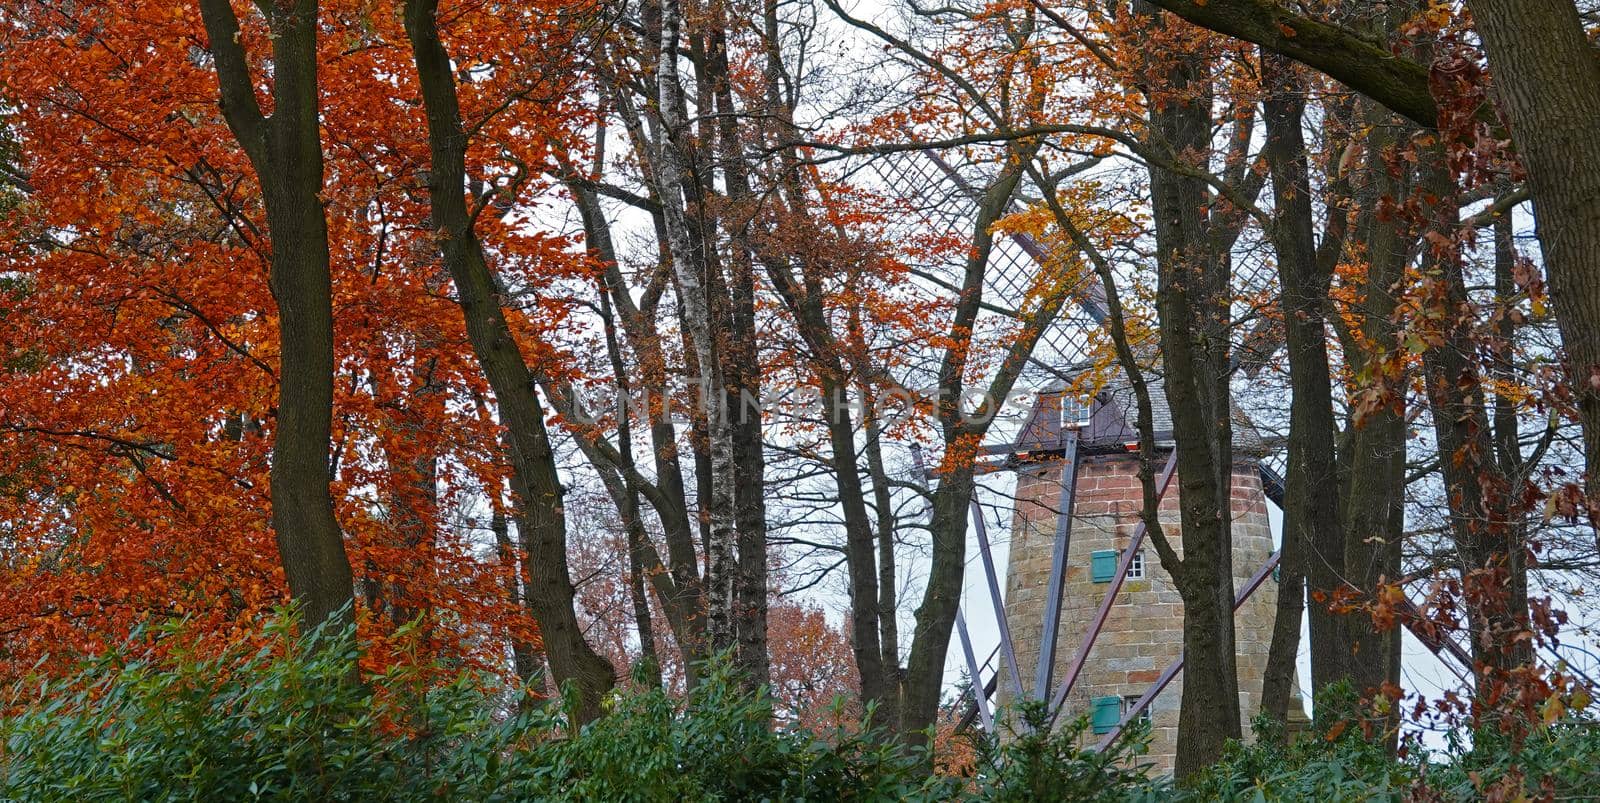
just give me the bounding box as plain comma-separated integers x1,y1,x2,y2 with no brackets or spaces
856,142,1479,751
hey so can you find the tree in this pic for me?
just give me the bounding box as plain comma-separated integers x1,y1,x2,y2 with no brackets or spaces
400,0,616,722
195,0,353,631
0,0,544,683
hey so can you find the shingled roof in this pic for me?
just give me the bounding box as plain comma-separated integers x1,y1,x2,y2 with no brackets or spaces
1012,371,1266,456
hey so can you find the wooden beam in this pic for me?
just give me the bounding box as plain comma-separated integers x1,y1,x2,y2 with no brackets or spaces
1034,430,1082,697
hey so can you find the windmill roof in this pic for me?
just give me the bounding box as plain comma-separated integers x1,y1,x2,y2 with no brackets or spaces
1012,370,1265,456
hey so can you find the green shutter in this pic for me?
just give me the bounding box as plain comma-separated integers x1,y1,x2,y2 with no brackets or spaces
1091,696,1121,734
1090,549,1119,583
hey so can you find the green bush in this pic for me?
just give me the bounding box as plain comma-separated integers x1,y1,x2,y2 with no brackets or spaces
0,613,525,801
1172,681,1600,802
1175,686,1419,802
0,610,952,801
5,614,1596,802
970,700,1167,802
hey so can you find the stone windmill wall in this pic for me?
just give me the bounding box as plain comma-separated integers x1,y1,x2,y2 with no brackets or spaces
999,382,1297,776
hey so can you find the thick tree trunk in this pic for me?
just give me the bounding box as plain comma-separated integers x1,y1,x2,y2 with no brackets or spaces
1143,0,1438,126
1465,0,1600,517
403,0,616,723
1139,5,1241,776
197,0,353,632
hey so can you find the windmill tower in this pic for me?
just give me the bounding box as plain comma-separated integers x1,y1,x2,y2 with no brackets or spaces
999,380,1298,775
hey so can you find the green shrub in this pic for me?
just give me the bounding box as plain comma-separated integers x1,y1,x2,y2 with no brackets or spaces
1174,681,1600,802
0,610,952,801
6,613,1596,802
1176,686,1419,802
970,699,1167,802
0,613,526,801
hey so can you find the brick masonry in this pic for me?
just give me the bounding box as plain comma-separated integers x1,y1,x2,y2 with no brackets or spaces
1001,451,1298,776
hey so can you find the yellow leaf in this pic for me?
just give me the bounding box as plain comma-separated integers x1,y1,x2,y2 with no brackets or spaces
1572,688,1592,712
1542,694,1565,725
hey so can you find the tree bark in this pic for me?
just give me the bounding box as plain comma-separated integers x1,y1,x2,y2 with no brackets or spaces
1139,0,1600,514
1137,3,1241,776
706,22,771,689
569,176,708,678
1465,0,1600,519
824,377,891,708
1415,154,1534,695
899,153,1041,745
196,0,353,632
1141,0,1437,126
491,495,546,688
403,0,616,723
862,382,904,699
1261,52,1339,728
1328,91,1412,707
652,0,742,663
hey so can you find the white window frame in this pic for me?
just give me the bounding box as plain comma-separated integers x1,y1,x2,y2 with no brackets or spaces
1063,395,1093,429
1126,548,1145,580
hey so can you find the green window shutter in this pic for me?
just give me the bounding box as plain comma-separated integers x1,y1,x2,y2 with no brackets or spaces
1090,550,1119,583
1091,696,1121,734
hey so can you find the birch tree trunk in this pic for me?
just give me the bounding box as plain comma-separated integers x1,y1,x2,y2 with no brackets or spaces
652,0,743,663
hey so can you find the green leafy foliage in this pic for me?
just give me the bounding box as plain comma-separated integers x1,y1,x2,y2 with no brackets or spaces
1171,682,1600,802
1176,684,1418,802
6,616,1598,802
0,610,952,801
971,699,1168,801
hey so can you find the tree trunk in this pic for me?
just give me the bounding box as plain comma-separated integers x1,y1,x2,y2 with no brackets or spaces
1139,5,1242,777
1466,0,1600,518
197,0,353,632
862,383,904,699
1261,52,1340,727
571,178,708,678
823,376,890,708
897,154,1034,745
900,465,976,743
652,0,741,662
1331,92,1412,707
403,0,615,723
492,497,545,688
1139,0,1600,513
706,23,772,688
1415,154,1534,695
